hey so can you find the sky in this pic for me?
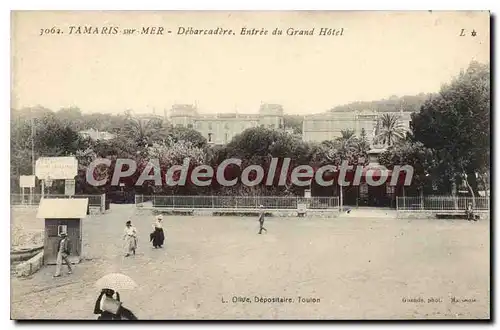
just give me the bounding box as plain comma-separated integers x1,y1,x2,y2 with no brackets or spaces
11,11,490,115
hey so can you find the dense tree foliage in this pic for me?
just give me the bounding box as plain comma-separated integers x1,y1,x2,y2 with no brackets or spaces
379,141,437,193
411,61,490,197
283,114,304,134
11,62,489,200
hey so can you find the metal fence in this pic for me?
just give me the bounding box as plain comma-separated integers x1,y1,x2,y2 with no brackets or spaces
135,195,340,210
396,196,490,212
11,193,106,213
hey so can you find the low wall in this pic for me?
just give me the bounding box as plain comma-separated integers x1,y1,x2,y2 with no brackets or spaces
15,251,44,277
397,211,490,220
150,208,340,218
397,212,437,219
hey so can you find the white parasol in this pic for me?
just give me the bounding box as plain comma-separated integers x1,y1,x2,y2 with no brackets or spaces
95,273,138,291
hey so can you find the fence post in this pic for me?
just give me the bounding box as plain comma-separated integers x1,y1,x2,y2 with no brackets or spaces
101,193,105,213
420,189,424,210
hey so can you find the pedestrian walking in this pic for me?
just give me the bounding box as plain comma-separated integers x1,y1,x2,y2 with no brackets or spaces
53,232,72,277
150,215,165,248
123,221,138,257
258,205,267,234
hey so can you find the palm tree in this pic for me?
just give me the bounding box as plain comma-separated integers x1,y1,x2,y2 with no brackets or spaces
374,113,406,147
121,115,166,147
339,129,356,142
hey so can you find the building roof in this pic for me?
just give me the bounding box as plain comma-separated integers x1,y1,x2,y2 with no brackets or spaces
368,147,387,154
36,198,89,219
79,129,116,141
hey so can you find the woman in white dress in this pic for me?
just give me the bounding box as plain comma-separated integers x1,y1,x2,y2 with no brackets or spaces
123,220,137,257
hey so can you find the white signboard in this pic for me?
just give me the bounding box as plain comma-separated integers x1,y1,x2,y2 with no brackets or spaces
35,157,78,180
304,189,311,198
297,202,307,216
19,175,35,188
65,179,76,196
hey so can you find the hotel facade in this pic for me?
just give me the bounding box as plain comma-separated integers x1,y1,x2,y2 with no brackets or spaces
302,110,412,143
168,104,412,145
168,103,285,145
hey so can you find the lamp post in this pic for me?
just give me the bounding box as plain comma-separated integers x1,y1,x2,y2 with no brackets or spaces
31,111,36,202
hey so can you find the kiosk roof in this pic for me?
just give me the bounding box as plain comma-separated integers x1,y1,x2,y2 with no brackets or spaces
36,198,89,219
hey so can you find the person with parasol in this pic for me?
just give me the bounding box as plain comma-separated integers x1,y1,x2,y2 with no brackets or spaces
94,273,138,320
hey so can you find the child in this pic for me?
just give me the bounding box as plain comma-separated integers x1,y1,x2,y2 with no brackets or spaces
466,203,476,221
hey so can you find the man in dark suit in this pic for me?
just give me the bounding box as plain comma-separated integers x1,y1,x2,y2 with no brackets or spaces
54,233,72,277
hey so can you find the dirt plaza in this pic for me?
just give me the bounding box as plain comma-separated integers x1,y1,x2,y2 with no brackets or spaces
10,205,490,320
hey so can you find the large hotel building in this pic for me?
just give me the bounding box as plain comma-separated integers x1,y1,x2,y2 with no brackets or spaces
167,103,412,144
168,103,285,145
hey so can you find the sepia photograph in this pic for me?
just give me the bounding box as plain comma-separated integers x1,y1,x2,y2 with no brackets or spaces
9,10,490,320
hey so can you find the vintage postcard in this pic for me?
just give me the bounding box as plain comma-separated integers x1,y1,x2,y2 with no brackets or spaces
10,11,490,320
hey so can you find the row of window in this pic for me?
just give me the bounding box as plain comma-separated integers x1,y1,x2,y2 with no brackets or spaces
304,119,412,131
304,120,368,130
207,132,230,143
178,122,284,130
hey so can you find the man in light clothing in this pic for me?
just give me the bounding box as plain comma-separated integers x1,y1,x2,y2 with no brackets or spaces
54,233,72,277
258,205,267,234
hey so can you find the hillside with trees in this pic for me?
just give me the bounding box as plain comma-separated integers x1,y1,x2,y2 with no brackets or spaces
329,93,437,113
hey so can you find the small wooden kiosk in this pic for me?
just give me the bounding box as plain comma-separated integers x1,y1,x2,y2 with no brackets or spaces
36,198,89,265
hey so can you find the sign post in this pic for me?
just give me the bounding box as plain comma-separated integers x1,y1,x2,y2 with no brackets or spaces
20,175,36,205
46,176,53,196
41,179,45,199
65,179,76,197
35,157,78,198
304,189,311,199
